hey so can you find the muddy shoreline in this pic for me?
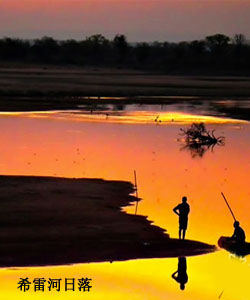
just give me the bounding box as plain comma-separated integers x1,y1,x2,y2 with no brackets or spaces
0,175,215,267
1,67,250,99
1,96,250,121
0,67,250,120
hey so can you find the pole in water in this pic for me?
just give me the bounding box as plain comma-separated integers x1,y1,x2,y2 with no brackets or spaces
134,170,139,215
221,192,237,222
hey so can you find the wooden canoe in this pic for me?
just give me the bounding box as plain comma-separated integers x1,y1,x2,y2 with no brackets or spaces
218,236,250,257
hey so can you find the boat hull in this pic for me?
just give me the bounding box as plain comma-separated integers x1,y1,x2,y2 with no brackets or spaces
218,236,250,256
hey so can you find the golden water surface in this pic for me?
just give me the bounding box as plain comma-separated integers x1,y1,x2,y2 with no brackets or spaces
0,111,249,300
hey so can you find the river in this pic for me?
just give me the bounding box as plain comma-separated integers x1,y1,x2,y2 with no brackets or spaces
0,103,249,300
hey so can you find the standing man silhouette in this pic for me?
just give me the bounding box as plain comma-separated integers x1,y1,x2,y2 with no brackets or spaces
173,196,190,240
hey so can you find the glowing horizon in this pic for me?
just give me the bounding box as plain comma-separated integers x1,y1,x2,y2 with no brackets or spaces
0,0,250,42
0,110,247,125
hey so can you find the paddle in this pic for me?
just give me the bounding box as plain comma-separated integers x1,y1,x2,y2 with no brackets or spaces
221,192,237,222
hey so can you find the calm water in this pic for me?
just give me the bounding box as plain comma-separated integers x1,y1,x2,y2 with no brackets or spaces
77,99,250,121
0,108,249,300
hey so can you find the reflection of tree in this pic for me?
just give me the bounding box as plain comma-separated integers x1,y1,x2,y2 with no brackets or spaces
179,123,225,158
180,142,217,158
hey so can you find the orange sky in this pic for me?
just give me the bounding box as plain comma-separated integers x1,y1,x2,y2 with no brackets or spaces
0,0,250,41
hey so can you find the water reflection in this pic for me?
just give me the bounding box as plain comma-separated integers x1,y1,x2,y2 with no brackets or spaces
77,99,250,121
180,143,209,158
179,123,225,158
172,257,188,290
0,111,249,300
180,141,223,158
0,110,245,126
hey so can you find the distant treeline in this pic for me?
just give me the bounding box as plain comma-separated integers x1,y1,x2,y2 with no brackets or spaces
0,33,250,73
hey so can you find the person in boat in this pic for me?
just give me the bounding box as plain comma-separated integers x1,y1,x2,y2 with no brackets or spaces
173,196,190,240
231,221,246,244
172,257,188,290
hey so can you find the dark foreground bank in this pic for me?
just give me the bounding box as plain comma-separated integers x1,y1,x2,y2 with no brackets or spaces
0,175,215,267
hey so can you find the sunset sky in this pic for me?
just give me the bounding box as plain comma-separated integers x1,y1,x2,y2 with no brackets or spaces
0,0,250,42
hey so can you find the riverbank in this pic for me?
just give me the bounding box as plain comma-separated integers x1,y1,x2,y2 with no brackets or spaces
0,175,215,267
0,66,250,121
0,66,250,99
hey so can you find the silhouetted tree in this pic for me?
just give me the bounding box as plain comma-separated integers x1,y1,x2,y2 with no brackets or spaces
82,34,110,64
232,34,247,58
174,42,189,59
0,33,250,74
60,39,82,64
179,123,225,158
205,34,230,54
113,34,129,63
189,40,206,55
0,38,29,60
135,42,150,64
233,34,246,47
30,36,59,62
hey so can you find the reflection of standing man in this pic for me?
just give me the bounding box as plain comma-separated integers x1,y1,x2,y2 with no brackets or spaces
173,196,190,240
172,257,188,290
